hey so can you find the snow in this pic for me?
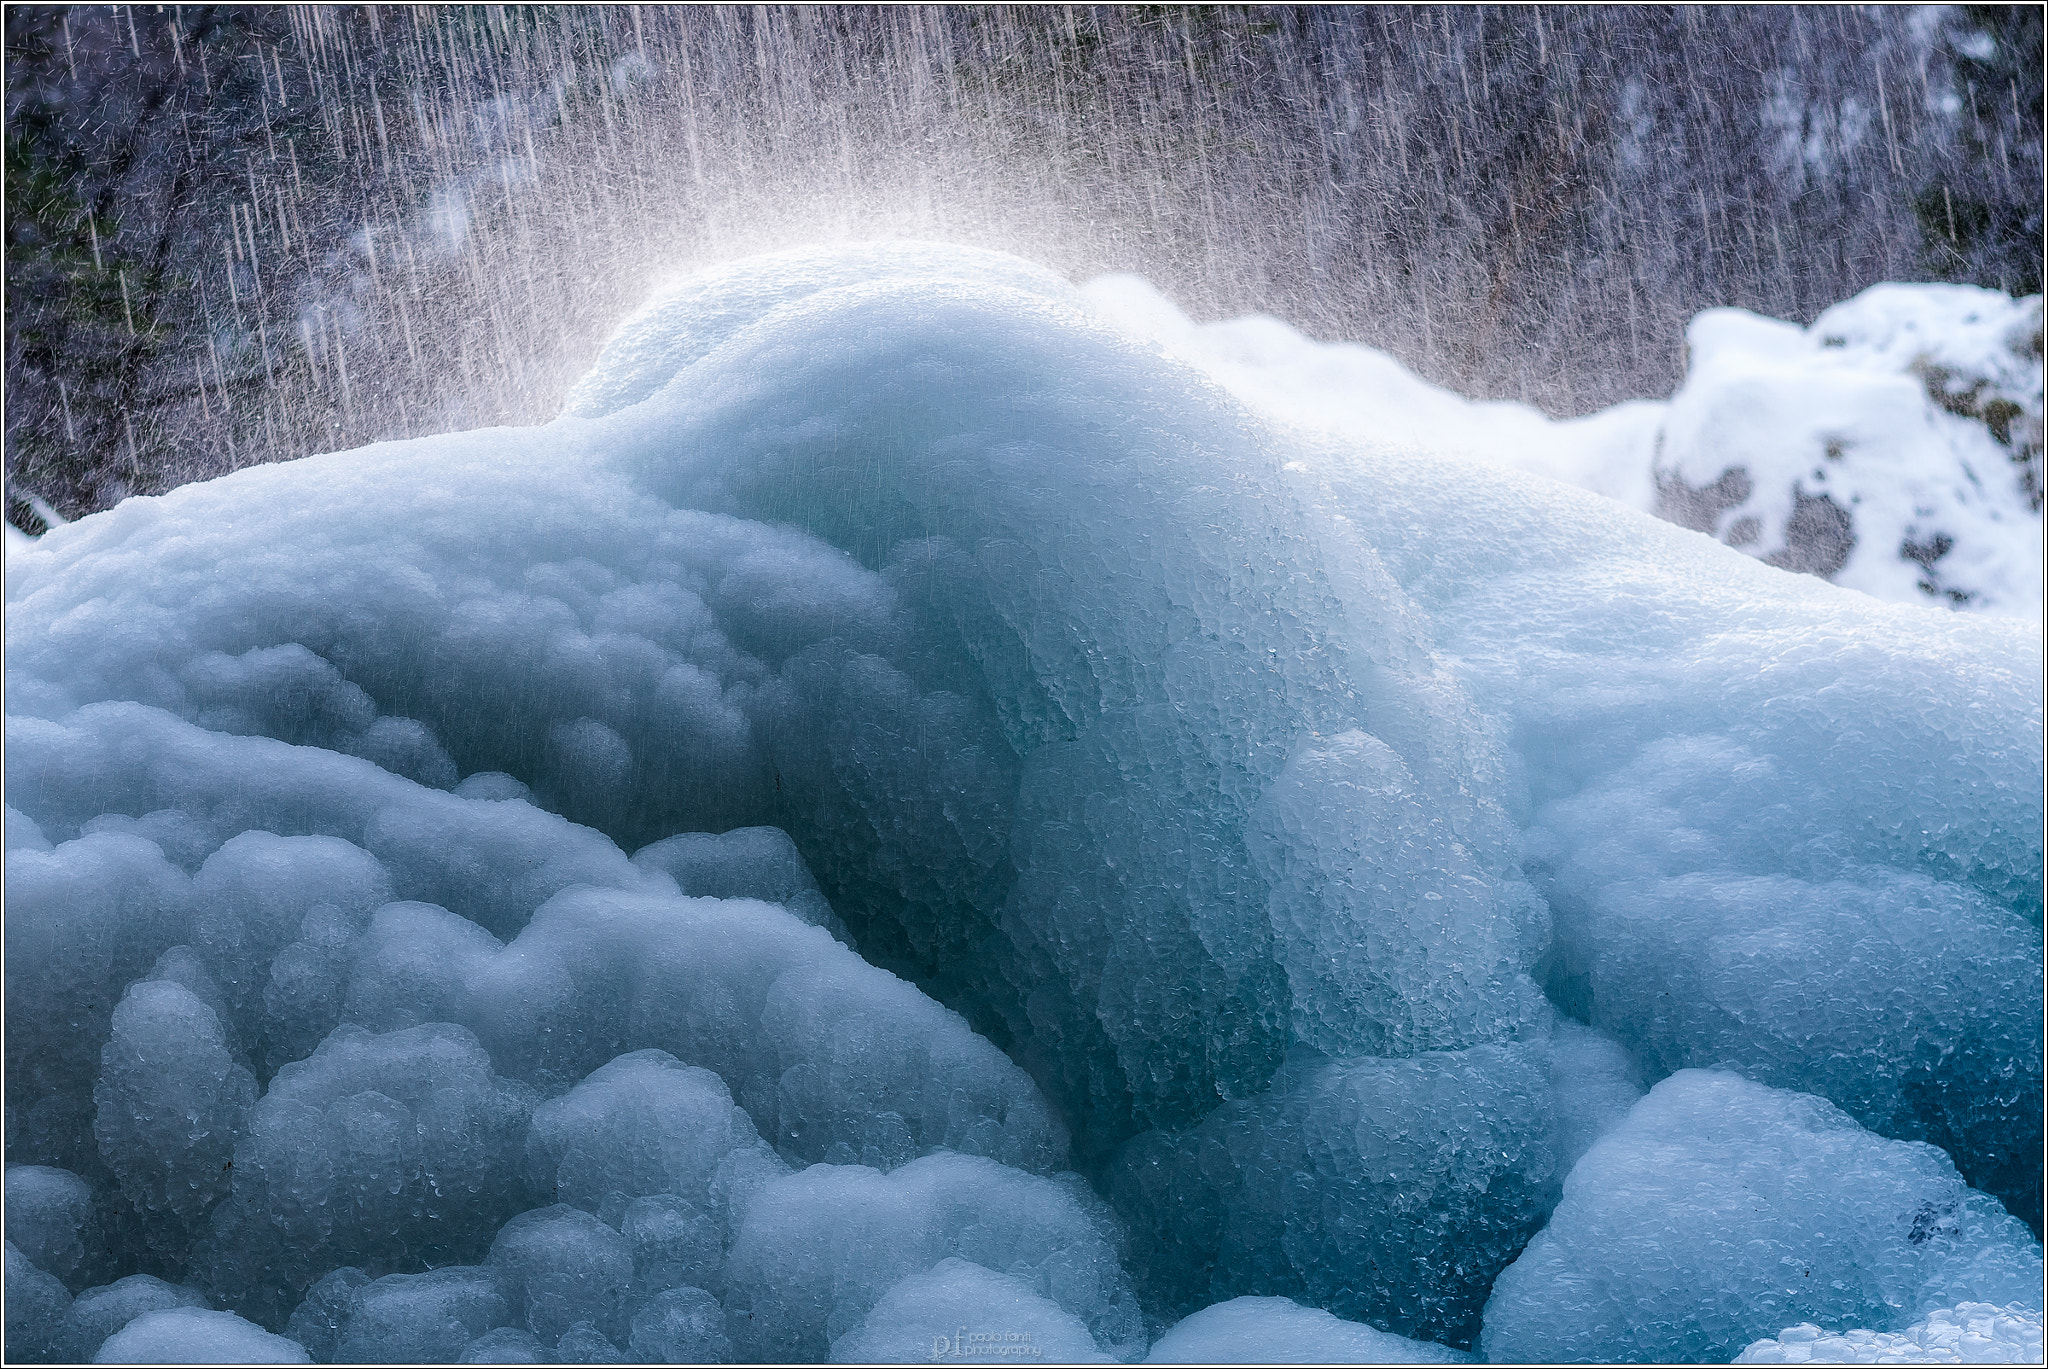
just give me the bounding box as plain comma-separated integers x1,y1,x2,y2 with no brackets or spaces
1082,276,2044,616
4,242,2040,1365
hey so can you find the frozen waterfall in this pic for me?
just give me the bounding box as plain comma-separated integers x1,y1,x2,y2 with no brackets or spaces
4,244,2041,1365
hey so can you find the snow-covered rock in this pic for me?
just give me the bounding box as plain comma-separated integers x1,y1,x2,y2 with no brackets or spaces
1083,276,2044,616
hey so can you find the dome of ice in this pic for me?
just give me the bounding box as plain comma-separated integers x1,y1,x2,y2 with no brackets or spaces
5,242,2041,1364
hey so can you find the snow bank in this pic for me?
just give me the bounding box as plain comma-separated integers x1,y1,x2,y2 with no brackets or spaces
1083,276,2044,616
5,242,2039,1364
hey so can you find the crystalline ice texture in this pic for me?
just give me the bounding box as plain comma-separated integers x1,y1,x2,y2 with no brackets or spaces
1480,1071,2044,1363
4,243,2039,1365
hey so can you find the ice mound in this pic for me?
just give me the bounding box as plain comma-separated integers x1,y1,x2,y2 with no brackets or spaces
829,1257,1113,1364
6,242,2041,1363
6,1241,73,1362
95,978,256,1262
724,1151,1143,1362
1246,729,1552,1058
430,887,1065,1170
324,1265,512,1364
1737,1302,2045,1364
92,1307,310,1363
196,1023,533,1324
1308,420,2043,1231
6,831,200,1174
1078,272,1669,511
287,1228,708,1361
1533,855,2044,1228
561,241,1076,421
1145,1295,1471,1364
633,825,849,939
1109,1022,1641,1345
489,1205,635,1345
1084,276,2044,616
523,1049,778,1230
1480,1071,2044,1364
626,1285,730,1364
6,1164,106,1292
59,1275,212,1362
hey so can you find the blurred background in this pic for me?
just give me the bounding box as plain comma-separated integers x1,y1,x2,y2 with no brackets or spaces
6,4,2041,534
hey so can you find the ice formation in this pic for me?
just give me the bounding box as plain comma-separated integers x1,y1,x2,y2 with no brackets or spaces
1737,1302,2045,1365
5,242,2041,1364
1144,1296,1473,1364
59,1274,211,1363
1085,275,2044,616
1480,1071,2042,1363
93,1307,313,1364
828,1257,1112,1364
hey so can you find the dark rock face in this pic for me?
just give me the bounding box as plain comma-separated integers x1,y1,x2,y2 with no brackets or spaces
1763,488,1856,579
1653,463,1754,536
1656,464,1856,583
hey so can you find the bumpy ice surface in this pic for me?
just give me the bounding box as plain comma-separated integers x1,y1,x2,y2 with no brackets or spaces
1737,1303,2045,1365
5,241,2041,1364
1480,1070,2041,1363
1143,1296,1471,1364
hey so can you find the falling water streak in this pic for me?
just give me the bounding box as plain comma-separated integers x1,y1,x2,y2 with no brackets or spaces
3,4,2036,524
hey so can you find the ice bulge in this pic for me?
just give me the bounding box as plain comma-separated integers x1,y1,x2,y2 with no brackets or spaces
5,243,2039,1363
